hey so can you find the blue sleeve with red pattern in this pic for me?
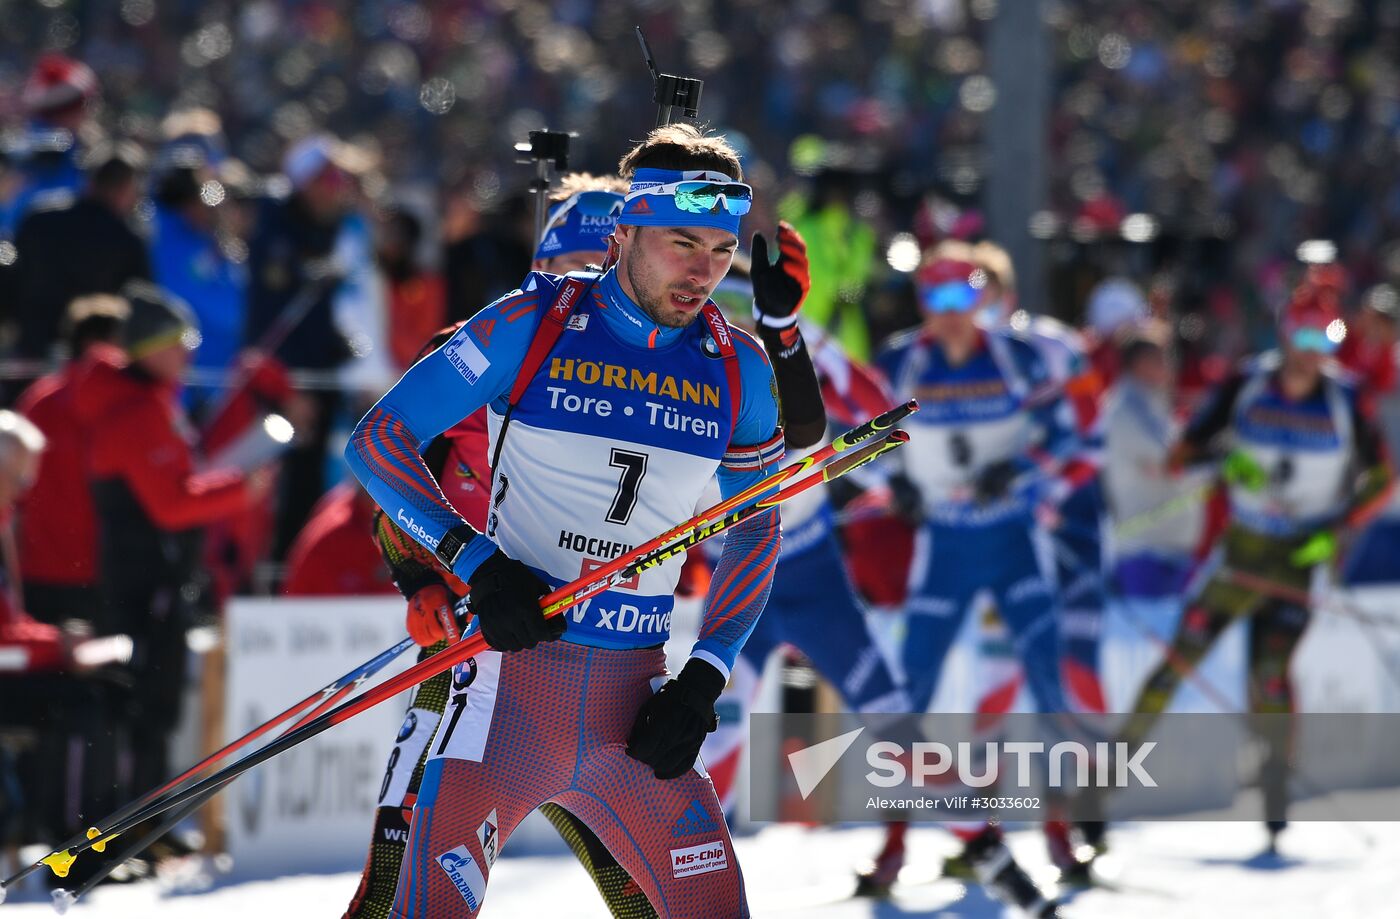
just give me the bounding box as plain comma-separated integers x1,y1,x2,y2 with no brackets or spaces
690,329,784,680
344,278,553,581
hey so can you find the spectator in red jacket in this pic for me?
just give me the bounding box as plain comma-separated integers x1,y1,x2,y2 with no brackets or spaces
281,483,398,596
0,409,126,858
0,410,65,674
14,294,128,627
78,281,249,792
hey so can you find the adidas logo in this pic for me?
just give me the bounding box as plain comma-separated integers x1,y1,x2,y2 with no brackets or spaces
629,197,652,214
671,799,719,837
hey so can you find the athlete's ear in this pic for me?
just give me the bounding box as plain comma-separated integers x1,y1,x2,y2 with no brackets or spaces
602,233,620,271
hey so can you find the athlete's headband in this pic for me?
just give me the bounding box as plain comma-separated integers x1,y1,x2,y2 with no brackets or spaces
618,168,751,235
534,190,624,261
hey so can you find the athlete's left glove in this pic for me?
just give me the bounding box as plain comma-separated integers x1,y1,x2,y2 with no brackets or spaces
405,583,463,646
1290,530,1339,568
467,549,561,651
626,659,726,780
750,221,811,329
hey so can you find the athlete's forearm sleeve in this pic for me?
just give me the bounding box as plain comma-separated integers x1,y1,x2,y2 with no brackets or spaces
372,506,449,600
692,332,785,679
1025,391,1086,482
757,323,826,450
345,289,541,581
1183,372,1248,458
690,504,780,680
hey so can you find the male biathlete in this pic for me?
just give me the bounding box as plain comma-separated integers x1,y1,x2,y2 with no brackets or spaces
348,125,784,918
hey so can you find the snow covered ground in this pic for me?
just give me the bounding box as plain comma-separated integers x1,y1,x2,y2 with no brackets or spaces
4,820,1396,918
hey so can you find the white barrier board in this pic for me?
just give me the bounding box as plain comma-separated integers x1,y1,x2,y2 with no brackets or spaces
224,596,410,879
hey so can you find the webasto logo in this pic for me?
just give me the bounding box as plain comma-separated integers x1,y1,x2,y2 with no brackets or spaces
397,509,440,548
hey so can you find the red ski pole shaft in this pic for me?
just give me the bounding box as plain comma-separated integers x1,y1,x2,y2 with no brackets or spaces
536,400,916,617
50,655,386,905
59,430,911,861
3,636,415,890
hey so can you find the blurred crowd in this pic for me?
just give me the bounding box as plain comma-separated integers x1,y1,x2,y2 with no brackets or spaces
2,0,1400,877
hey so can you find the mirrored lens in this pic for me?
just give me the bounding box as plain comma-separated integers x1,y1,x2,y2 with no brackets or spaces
571,190,624,216
920,281,978,314
1290,327,1338,354
674,182,753,216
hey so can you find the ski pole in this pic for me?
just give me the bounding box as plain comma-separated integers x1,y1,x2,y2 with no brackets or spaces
0,635,416,895
540,428,910,617
1217,567,1400,691
535,399,917,616
28,427,912,872
47,645,394,912
1108,595,1377,846
65,430,911,862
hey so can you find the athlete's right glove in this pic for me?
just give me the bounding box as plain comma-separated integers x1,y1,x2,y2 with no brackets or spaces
750,221,811,329
467,549,560,652
405,583,462,647
626,659,726,780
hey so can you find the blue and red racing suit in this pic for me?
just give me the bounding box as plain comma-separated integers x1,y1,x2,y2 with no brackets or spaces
347,268,783,918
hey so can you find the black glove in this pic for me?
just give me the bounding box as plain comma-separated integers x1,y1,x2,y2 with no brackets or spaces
626,659,726,780
973,459,1021,505
750,222,810,328
888,472,924,526
467,549,560,652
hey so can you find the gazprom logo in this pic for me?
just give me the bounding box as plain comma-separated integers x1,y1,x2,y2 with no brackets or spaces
437,846,485,910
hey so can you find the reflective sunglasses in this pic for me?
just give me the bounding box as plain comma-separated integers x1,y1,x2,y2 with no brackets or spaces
567,190,625,217
1289,326,1340,355
919,281,979,314
629,180,754,216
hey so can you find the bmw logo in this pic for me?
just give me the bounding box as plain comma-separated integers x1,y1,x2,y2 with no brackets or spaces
452,658,479,690
396,711,418,743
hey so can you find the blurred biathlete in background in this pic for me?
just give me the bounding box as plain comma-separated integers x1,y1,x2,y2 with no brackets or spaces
1107,265,1393,853
347,125,785,919
858,243,1082,918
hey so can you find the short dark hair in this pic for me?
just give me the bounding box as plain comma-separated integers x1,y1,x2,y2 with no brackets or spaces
64,294,128,354
618,124,742,181
88,141,145,196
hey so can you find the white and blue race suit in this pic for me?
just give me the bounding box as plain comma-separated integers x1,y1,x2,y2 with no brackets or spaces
878,325,1079,713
